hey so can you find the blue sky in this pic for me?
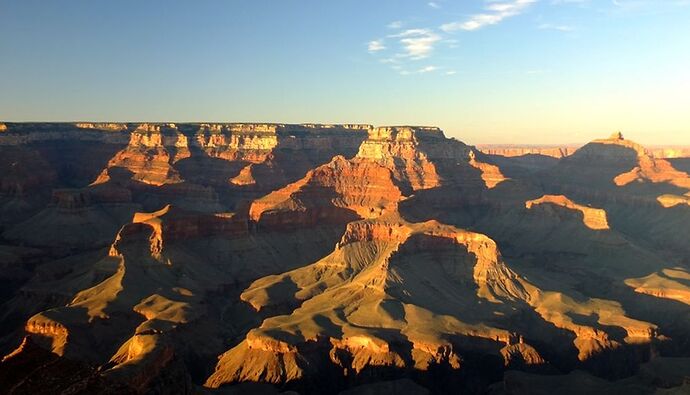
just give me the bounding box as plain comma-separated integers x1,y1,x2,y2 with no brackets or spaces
1,0,689,144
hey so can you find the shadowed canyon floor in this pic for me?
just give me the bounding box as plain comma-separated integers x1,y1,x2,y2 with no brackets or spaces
1,123,690,394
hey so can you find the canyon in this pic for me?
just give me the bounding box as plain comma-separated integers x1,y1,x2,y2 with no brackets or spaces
1,123,690,394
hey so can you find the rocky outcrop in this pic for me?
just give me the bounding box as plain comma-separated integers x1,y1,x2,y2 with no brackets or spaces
75,123,128,131
230,164,256,186
582,133,690,190
3,125,690,394
500,343,546,367
249,155,402,229
657,194,690,208
248,126,479,231
468,150,508,189
356,126,455,191
207,217,534,388
93,123,368,187
478,141,690,160
108,205,247,259
625,269,690,306
526,195,610,230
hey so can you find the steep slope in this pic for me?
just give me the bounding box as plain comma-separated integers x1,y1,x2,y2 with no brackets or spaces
206,214,659,391
206,216,534,390
2,125,690,394
248,126,490,232
93,123,369,211
7,199,350,392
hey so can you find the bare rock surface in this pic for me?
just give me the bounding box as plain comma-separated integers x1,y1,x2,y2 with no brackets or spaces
1,125,690,394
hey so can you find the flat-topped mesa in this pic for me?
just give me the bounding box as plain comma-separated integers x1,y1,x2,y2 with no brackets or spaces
366,126,445,141
551,133,690,193
357,126,446,160
337,218,413,246
129,123,369,157
355,126,465,191
109,205,246,258
93,123,370,193
128,123,189,150
248,155,403,228
477,145,578,158
585,133,690,189
0,123,131,145
75,122,129,131
657,194,690,208
590,131,650,158
526,195,610,230
282,123,373,133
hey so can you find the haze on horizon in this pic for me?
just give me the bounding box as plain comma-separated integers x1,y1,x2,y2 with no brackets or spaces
1,0,689,145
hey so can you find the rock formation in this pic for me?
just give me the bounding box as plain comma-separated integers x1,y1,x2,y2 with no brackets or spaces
1,125,690,394
525,195,609,230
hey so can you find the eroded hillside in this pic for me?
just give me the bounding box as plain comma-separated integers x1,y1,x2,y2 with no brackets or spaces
1,124,689,394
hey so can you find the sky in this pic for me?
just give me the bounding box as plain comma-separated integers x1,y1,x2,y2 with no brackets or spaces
1,0,689,145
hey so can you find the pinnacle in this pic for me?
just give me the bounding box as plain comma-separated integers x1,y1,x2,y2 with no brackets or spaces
610,131,624,140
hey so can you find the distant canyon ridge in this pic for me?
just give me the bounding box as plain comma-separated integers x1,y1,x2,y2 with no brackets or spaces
478,142,690,160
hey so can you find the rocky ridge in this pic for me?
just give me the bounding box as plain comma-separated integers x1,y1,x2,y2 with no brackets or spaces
1,125,690,394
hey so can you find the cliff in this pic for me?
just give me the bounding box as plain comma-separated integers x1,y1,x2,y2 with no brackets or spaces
2,125,690,394
526,195,610,230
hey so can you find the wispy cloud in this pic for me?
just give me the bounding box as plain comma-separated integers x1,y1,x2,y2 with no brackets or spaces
441,0,537,32
367,40,386,53
389,29,442,59
418,65,438,73
387,20,403,29
428,2,441,9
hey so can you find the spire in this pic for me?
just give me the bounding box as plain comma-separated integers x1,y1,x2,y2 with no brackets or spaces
610,131,624,140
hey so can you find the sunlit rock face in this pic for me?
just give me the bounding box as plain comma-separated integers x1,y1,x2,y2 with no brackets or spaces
2,125,690,394
526,195,609,230
89,123,370,212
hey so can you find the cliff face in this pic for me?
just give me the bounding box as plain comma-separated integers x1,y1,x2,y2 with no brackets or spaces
95,122,368,183
208,213,660,389
2,125,690,394
526,195,610,230
248,126,488,232
207,217,525,388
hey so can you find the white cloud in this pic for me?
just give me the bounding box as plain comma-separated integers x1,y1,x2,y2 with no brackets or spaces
445,70,457,75
389,29,442,59
367,40,386,53
429,2,441,8
387,20,403,29
441,0,537,32
418,65,438,73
